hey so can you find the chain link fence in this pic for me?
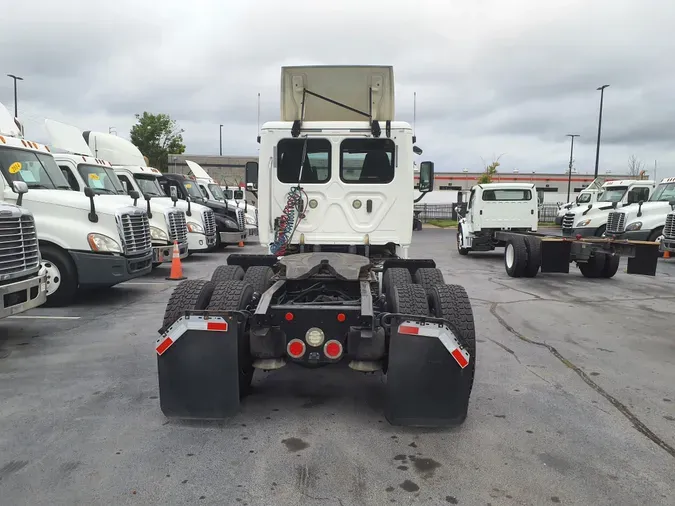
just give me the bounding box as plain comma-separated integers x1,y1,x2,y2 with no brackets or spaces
414,203,560,224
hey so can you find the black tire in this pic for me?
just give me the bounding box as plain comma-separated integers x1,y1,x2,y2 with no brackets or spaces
523,236,541,278
413,267,445,292
382,267,412,306
648,227,665,258
211,265,245,284
242,266,274,295
601,254,621,278
390,283,430,316
594,225,606,237
162,280,215,331
40,245,78,307
207,280,255,397
429,284,476,395
504,237,528,277
457,226,469,255
578,253,605,278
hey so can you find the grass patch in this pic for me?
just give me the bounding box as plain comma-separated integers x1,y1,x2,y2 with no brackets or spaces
426,219,458,228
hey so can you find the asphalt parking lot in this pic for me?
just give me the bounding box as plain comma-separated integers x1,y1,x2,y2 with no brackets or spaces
1,229,674,506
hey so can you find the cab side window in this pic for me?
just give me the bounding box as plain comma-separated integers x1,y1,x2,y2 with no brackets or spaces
468,189,476,209
59,165,79,191
117,174,133,192
627,187,650,204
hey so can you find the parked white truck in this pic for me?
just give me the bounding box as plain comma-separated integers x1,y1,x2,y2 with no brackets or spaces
0,184,48,318
661,209,675,255
44,119,190,266
80,131,218,254
456,182,660,278
184,159,259,243
604,177,675,248
156,65,477,428
554,177,607,225
0,102,153,306
561,179,655,237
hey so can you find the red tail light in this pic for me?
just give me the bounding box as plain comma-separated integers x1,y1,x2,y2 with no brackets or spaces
324,340,343,359
287,339,306,358
336,313,346,322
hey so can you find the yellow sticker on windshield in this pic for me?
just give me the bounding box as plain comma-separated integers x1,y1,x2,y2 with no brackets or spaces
185,183,192,188
88,173,100,181
8,162,22,174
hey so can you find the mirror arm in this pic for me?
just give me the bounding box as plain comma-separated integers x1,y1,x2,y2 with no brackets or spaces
145,195,153,219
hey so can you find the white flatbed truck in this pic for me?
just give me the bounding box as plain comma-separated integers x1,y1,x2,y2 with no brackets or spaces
155,65,476,427
457,182,660,278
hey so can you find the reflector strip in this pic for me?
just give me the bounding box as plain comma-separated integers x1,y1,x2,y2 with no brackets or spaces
156,337,173,356
451,348,469,369
207,321,228,331
398,320,471,368
155,316,231,355
398,325,420,335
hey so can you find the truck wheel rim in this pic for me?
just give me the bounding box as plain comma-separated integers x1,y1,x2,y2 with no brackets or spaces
505,244,514,268
41,261,61,296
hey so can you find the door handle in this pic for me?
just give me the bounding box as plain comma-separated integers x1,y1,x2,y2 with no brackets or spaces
366,200,373,213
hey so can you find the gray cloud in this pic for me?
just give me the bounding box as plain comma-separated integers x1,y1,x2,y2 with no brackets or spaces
3,0,675,178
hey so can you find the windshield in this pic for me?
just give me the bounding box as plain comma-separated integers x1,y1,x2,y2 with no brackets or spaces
134,174,166,197
233,189,244,200
183,180,204,199
598,186,628,202
648,183,675,202
0,147,72,190
208,184,225,201
78,164,125,194
577,193,592,203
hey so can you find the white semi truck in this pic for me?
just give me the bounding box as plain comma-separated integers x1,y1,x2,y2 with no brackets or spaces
456,182,660,278
184,159,259,243
561,179,655,237
661,209,675,255
0,102,153,306
44,119,190,267
554,177,607,225
0,184,48,318
156,65,476,428
79,131,218,254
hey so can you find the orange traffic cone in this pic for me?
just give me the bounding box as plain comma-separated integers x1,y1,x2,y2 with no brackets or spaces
664,250,671,259
238,240,245,247
165,240,187,280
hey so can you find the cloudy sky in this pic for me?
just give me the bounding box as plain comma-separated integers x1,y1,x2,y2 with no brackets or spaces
2,0,674,177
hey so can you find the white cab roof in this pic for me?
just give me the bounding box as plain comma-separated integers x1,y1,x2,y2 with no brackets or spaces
280,66,395,122
0,102,22,137
474,182,536,190
603,179,654,187
44,119,94,156
262,120,412,131
84,131,147,167
185,160,215,182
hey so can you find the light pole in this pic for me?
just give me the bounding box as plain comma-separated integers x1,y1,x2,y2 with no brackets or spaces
593,85,609,178
6,74,23,118
566,134,579,202
219,124,223,156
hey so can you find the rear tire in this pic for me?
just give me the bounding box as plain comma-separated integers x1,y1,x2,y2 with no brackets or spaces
40,245,78,307
211,265,245,284
504,237,528,277
207,280,255,397
523,236,541,278
578,253,605,278
601,254,621,278
413,267,445,292
382,267,412,307
242,266,274,295
390,283,429,316
457,227,469,255
162,280,215,331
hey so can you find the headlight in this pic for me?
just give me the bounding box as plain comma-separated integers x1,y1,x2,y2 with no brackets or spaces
150,226,169,241
187,221,204,233
87,233,122,253
626,222,642,231
576,219,592,227
224,218,238,229
245,215,256,225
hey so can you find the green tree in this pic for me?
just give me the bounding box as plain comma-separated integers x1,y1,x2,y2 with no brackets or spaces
129,112,185,172
477,156,501,184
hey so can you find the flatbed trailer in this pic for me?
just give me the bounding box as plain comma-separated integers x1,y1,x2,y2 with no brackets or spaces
493,230,660,278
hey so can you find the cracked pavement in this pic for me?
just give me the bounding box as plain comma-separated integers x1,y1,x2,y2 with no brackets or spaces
1,228,674,505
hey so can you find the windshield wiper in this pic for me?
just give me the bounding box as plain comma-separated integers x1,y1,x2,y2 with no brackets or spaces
27,184,50,189
57,185,73,190
95,188,116,194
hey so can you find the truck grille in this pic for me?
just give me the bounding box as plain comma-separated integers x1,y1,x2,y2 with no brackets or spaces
167,211,188,244
0,215,40,278
664,213,675,239
236,208,245,231
606,212,626,234
120,213,152,255
202,209,216,236
562,213,575,229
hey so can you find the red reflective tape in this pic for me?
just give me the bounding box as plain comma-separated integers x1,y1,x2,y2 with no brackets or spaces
451,348,469,369
207,321,228,331
156,337,174,356
398,325,419,335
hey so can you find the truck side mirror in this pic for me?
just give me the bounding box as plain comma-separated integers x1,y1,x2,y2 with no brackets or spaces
84,186,95,198
413,145,423,155
418,161,435,193
669,200,675,210
170,185,178,203
245,161,259,190
13,180,28,206
129,190,140,206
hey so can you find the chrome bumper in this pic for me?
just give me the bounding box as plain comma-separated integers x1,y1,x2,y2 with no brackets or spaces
153,241,188,263
0,268,48,319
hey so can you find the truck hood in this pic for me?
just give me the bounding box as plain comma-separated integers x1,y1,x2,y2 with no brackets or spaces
20,189,136,215
566,201,618,218
617,201,674,219
149,196,211,216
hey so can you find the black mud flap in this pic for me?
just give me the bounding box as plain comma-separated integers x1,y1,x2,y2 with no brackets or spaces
385,318,472,427
157,315,241,419
227,254,278,271
627,243,659,276
540,240,571,273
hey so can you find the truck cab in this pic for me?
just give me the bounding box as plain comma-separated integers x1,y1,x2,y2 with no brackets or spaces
45,119,190,266
555,187,602,224
184,160,259,243
456,183,538,254
0,102,153,306
605,177,675,246
158,173,246,248
561,179,655,237
80,130,217,254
